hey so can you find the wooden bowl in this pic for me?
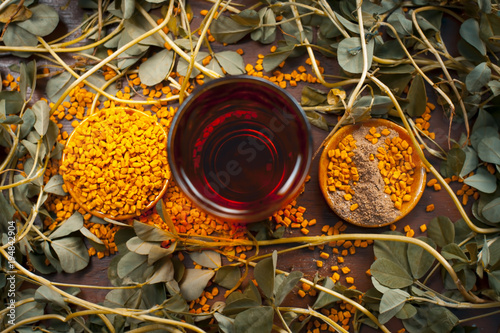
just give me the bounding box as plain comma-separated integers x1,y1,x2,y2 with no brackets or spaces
319,118,426,228
62,107,170,220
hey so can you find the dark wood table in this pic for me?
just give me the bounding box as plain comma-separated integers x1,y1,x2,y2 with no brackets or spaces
5,0,499,332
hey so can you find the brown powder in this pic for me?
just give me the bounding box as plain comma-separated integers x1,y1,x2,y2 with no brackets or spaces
327,126,400,226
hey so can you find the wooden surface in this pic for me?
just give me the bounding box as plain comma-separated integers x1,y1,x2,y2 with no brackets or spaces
5,0,498,332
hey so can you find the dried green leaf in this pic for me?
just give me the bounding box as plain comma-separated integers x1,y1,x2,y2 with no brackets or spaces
19,60,36,100
262,44,295,72
464,166,497,193
49,212,84,240
406,74,427,117
254,250,277,299
337,37,374,74
387,9,413,37
274,271,303,305
16,4,59,37
138,49,174,86
395,303,417,320
442,243,469,262
80,226,104,245
46,72,75,103
460,18,487,55
466,62,491,93
211,15,255,44
148,257,174,284
234,306,273,333
214,312,235,333
370,258,413,288
15,299,44,323
251,8,276,44
482,197,500,223
0,91,24,114
3,24,37,48
133,220,174,242
379,289,409,324
487,270,500,293
313,277,340,309
0,191,16,229
51,236,90,273
179,268,215,301
415,10,442,31
148,242,176,265
177,51,208,79
34,285,67,309
477,136,500,165
460,146,479,179
488,80,500,96
44,120,59,154
19,107,35,139
427,306,459,332
32,101,50,136
374,232,411,275
126,236,157,255
408,237,436,279
427,216,455,247
214,265,241,290
440,148,465,178
215,51,245,75
301,86,327,107
231,9,260,26
305,111,329,131
189,251,221,269
44,175,66,196
104,288,143,309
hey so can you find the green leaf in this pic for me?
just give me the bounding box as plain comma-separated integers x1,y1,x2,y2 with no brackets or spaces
441,148,466,178
214,312,235,333
262,44,295,72
460,18,487,55
231,9,260,26
34,285,67,309
466,62,491,93
305,111,329,131
138,49,174,86
488,80,500,96
133,220,174,242
0,91,24,114
51,237,90,273
482,197,500,223
0,191,16,228
460,146,479,179
211,15,255,44
370,258,413,288
3,24,37,47
387,9,413,37
251,8,276,44
148,257,175,284
427,306,459,332
215,51,245,75
442,243,469,263
19,107,35,139
214,265,242,289
44,174,67,196
337,37,374,74
406,74,427,117
234,306,273,333
46,72,75,103
189,251,221,269
126,236,157,255
79,226,104,245
148,242,176,265
395,303,417,320
415,10,442,31
19,60,36,100
464,166,497,193
32,101,50,136
374,233,411,275
408,237,436,279
177,51,208,79
49,212,84,240
274,271,303,305
15,299,44,323
477,136,500,165
487,270,500,293
16,4,59,37
254,251,277,299
179,268,215,301
379,288,409,316
313,277,340,309
427,216,455,247
301,85,327,107
117,251,149,279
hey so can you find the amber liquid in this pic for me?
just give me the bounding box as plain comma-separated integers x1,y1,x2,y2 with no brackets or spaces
173,106,308,216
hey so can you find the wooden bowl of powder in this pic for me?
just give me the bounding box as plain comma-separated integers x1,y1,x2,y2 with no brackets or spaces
319,118,426,228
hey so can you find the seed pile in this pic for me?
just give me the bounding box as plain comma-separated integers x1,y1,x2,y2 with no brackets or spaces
60,107,170,217
373,128,416,211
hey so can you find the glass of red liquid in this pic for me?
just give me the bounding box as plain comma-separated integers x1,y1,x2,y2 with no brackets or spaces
167,76,312,223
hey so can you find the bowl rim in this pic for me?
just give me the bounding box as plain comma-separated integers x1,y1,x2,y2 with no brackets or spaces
318,118,426,228
167,75,313,223
61,106,170,220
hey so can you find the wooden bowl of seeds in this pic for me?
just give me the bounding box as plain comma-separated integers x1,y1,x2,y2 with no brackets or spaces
319,118,426,228
61,107,170,220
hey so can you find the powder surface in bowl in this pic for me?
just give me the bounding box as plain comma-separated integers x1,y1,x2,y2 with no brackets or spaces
60,107,170,218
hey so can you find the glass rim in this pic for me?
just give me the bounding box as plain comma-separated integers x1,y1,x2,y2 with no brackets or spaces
167,75,313,223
